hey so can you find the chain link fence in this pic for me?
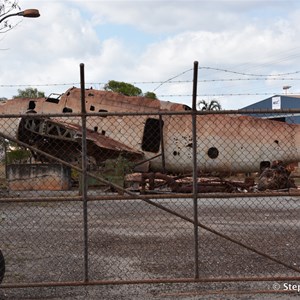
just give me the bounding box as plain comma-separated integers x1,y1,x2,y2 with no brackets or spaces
0,109,299,288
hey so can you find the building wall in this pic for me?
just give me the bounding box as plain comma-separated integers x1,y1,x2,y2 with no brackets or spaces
242,95,300,124
7,164,71,191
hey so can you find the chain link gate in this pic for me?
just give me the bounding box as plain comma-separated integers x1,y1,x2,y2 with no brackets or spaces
0,111,299,287
0,64,299,297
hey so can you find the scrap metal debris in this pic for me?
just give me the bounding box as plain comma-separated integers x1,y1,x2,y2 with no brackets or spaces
134,172,255,194
257,161,296,191
128,164,298,193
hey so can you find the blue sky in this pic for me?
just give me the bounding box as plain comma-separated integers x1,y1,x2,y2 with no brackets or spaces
1,0,300,109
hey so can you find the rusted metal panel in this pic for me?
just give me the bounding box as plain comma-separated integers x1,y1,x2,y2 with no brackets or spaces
0,87,188,115
159,113,300,174
17,117,143,165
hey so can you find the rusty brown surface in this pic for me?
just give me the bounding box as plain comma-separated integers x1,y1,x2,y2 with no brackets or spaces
62,87,189,113
17,117,144,164
0,87,188,115
55,119,143,156
1,87,300,175
13,111,300,175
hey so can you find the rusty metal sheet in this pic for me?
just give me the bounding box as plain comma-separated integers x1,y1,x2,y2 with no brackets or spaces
54,119,143,156
17,117,143,165
0,87,190,115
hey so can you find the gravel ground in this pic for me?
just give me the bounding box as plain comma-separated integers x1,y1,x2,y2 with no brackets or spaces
0,194,299,299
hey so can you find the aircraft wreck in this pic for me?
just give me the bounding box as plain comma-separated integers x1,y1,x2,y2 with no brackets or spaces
0,87,299,193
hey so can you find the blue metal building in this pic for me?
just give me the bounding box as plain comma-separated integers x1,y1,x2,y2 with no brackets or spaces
241,95,300,124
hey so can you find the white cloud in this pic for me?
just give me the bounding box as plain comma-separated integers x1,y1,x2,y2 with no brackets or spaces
0,0,299,109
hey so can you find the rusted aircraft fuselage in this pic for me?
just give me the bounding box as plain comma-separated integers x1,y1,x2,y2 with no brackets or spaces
1,87,300,174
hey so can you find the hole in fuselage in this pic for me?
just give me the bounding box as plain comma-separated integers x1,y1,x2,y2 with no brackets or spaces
207,147,219,159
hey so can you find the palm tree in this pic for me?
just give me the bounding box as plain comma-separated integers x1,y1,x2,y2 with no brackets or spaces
198,99,222,111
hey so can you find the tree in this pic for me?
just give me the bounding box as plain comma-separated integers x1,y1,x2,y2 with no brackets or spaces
0,0,21,33
6,145,31,164
104,80,142,97
144,91,157,99
198,99,222,111
104,80,157,99
13,87,45,98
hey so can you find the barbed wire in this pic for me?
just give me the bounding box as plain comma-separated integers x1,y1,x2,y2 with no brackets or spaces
0,83,82,88
1,77,300,88
1,67,299,99
198,66,300,77
152,68,193,91
152,67,300,91
158,92,300,97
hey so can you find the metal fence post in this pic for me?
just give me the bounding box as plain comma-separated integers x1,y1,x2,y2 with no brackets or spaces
80,63,89,282
192,61,199,278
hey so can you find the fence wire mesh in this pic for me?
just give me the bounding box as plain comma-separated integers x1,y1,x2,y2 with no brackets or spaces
0,110,299,287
